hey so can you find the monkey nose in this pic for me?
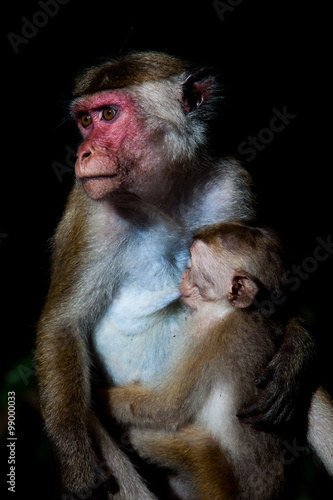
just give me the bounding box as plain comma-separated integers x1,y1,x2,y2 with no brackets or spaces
77,143,94,163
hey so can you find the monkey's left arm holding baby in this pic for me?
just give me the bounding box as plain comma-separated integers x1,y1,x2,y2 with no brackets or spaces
105,318,315,430
237,316,316,427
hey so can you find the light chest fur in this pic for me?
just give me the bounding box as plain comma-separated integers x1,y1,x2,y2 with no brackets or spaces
91,163,254,386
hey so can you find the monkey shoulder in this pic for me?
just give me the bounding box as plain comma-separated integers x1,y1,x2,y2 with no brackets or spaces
178,157,255,231
207,157,255,223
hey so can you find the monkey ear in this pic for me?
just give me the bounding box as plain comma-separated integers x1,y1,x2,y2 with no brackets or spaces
227,271,259,309
182,68,218,115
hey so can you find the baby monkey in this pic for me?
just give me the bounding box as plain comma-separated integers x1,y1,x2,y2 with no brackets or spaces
105,223,303,499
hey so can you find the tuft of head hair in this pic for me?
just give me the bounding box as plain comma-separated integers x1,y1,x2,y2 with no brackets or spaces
73,51,190,97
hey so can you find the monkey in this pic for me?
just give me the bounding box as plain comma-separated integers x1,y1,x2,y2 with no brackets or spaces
35,51,321,499
105,222,333,499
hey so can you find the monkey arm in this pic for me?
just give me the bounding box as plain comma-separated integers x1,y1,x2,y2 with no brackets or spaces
35,189,108,496
237,317,316,427
36,187,158,499
105,332,217,430
36,321,114,498
105,317,227,429
36,323,159,500
104,380,194,430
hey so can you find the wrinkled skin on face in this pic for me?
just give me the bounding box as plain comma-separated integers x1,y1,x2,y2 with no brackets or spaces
180,240,231,310
72,90,170,202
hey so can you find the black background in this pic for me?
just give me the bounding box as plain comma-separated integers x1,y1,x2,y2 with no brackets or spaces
1,0,332,498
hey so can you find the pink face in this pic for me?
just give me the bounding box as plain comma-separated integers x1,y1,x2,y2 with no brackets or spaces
72,91,152,200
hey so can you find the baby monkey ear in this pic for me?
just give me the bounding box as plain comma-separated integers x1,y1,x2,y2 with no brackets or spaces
227,271,259,309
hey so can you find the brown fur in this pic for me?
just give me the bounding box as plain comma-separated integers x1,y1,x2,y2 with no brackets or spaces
36,51,320,499
195,222,286,294
73,51,190,97
108,308,287,499
106,225,288,499
131,426,241,500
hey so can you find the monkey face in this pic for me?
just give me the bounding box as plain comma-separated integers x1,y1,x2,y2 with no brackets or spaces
72,91,163,201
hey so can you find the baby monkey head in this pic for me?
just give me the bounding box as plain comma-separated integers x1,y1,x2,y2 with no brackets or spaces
180,222,285,311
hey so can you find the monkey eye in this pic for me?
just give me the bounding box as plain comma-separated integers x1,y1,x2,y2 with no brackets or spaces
80,113,92,128
102,107,117,121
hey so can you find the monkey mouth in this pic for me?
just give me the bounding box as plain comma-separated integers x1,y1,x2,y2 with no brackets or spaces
80,174,122,200
180,284,191,300
181,293,192,304
81,174,118,182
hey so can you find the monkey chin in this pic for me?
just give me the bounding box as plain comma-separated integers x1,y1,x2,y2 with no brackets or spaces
81,176,120,200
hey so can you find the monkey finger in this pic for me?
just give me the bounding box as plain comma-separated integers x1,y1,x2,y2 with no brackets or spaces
236,403,262,420
248,395,293,428
237,409,279,428
236,403,274,421
254,366,276,389
257,408,293,429
235,405,282,428
270,406,294,427
236,414,270,427
237,392,290,427
237,388,281,418
257,392,285,416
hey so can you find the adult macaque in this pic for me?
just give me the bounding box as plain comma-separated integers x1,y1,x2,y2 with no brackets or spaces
106,223,333,499
36,52,318,498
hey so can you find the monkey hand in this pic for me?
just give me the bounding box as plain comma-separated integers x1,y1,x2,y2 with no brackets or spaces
236,358,295,429
60,441,118,499
237,317,316,429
